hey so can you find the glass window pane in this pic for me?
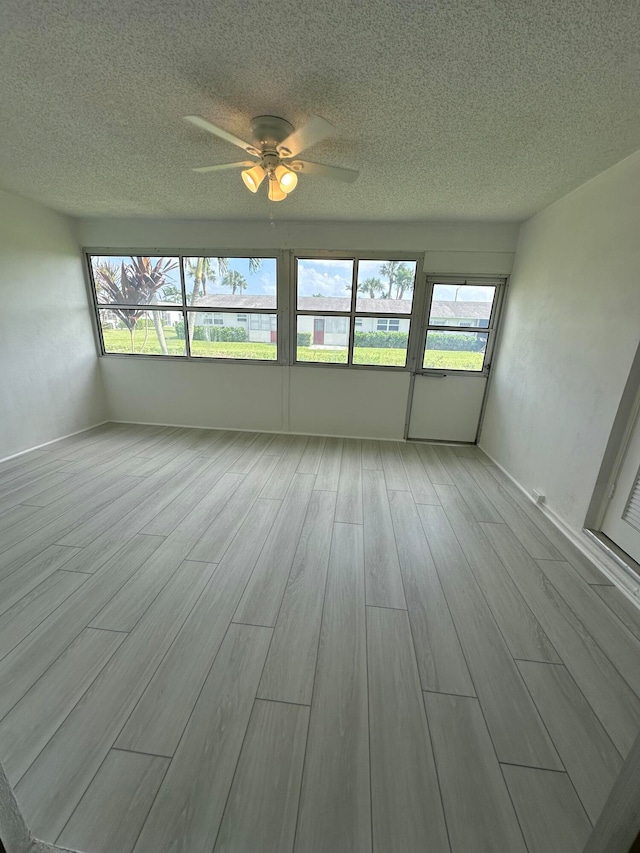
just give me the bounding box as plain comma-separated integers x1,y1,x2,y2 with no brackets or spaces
356,260,416,314
91,256,181,306
187,312,276,360
99,309,185,355
423,330,488,371
296,315,349,364
297,258,353,311
429,284,495,327
353,317,409,367
184,257,277,309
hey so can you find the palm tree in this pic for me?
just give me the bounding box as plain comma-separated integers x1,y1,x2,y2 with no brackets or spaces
394,264,415,300
222,269,248,295
357,277,383,300
94,257,178,353
380,261,401,299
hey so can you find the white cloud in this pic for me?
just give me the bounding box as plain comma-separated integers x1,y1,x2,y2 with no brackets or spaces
298,263,352,298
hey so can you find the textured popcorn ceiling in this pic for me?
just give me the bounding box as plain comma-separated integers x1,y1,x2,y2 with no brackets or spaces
1,0,640,221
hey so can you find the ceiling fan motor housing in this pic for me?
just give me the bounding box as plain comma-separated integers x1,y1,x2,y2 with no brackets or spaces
250,115,294,155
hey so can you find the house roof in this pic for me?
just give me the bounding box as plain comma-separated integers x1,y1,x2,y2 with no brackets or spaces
2,0,639,221
194,294,492,318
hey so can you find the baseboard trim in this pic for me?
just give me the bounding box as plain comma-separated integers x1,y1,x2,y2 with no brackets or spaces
109,418,406,443
480,448,640,605
0,421,110,465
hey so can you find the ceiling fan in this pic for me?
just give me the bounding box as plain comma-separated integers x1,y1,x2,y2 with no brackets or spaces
185,114,359,202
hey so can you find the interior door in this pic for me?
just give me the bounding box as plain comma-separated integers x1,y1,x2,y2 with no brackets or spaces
602,405,640,563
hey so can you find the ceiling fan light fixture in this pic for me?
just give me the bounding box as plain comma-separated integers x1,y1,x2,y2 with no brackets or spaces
274,164,298,193
241,163,267,193
268,174,287,202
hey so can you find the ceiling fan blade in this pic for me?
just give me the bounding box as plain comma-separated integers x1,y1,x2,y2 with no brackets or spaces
277,116,336,157
192,160,255,173
184,116,259,155
290,159,360,183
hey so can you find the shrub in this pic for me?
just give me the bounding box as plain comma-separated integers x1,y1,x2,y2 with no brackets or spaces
174,322,247,342
297,332,311,347
354,331,408,349
426,331,487,352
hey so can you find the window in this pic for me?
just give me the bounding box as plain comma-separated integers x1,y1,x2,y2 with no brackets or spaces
376,318,400,332
422,282,498,372
294,256,416,367
89,254,279,362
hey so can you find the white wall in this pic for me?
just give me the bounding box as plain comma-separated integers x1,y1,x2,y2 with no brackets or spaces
0,191,106,459
78,216,516,440
480,150,640,533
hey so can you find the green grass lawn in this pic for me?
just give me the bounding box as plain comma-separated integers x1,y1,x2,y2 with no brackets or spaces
102,327,484,370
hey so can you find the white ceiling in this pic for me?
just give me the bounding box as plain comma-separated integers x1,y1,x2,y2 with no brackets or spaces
2,0,639,222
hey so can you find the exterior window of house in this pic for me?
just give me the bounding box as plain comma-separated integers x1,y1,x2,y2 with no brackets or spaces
423,283,497,372
376,318,400,332
88,254,278,362
295,256,416,367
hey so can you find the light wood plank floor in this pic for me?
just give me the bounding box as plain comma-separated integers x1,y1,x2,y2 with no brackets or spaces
1,423,639,852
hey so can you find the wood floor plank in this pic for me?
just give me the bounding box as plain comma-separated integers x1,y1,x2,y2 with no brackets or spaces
0,534,165,721
413,443,454,485
434,446,503,522
360,438,382,470
132,623,272,853
0,570,87,659
296,435,327,474
116,500,280,756
482,522,640,756
0,471,141,580
388,490,474,695
461,457,563,560
0,455,65,493
367,607,449,852
214,700,309,853
517,660,624,822
335,438,363,524
363,469,406,609
398,442,439,504
0,544,82,617
418,505,562,769
594,586,640,641
436,484,561,663
502,765,592,853
14,559,216,840
483,464,610,584
0,627,125,785
258,490,336,704
0,503,40,532
294,523,371,853
379,440,410,491
0,471,76,513
186,455,279,563
424,692,527,853
234,473,315,627
57,750,169,853
314,437,343,491
265,433,293,455
227,432,277,474
536,558,640,696
260,435,309,500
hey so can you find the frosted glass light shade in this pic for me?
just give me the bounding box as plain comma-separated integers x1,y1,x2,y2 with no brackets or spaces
274,164,298,193
268,176,287,201
241,163,267,193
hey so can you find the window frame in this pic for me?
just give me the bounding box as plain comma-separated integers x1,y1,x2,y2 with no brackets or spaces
86,250,283,366
417,276,507,377
85,249,506,376
291,251,423,371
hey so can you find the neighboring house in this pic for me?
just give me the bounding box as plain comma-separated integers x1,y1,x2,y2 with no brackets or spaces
187,295,492,345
